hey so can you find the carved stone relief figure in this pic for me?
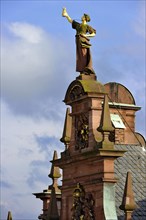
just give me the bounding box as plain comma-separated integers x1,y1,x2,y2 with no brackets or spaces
75,113,89,151
72,183,95,220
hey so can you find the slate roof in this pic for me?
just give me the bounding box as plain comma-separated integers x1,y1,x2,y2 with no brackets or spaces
114,145,146,220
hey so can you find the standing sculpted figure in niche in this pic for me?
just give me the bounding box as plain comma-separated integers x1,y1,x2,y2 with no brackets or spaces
62,8,96,74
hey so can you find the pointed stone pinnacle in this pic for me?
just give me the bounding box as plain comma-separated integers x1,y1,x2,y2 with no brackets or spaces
99,94,114,132
7,211,12,220
98,94,114,149
46,187,59,220
60,107,72,149
120,171,137,211
48,151,61,190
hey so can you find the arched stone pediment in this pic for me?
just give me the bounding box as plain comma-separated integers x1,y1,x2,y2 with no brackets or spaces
104,82,136,105
64,79,106,104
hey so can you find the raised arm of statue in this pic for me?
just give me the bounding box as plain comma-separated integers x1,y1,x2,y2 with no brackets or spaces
62,8,73,23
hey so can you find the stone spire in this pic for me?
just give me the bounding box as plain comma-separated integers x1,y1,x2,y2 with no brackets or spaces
46,187,60,220
7,211,12,220
49,150,61,191
98,94,114,149
60,107,72,150
33,150,61,220
120,172,137,220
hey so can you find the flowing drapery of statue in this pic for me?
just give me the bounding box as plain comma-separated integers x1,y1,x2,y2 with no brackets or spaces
62,8,96,75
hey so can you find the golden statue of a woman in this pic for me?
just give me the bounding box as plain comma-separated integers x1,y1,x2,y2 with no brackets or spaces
62,8,96,74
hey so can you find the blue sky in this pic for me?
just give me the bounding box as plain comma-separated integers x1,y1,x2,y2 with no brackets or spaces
1,0,145,219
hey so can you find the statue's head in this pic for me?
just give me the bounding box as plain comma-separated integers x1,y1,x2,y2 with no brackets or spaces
84,14,90,22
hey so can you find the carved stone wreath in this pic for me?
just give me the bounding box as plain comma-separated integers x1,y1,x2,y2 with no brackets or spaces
75,113,89,151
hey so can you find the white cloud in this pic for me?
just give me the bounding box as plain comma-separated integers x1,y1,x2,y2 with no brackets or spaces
1,22,74,116
1,22,72,219
1,100,64,219
8,22,45,43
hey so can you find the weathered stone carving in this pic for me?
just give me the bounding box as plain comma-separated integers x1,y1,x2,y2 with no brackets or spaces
75,113,89,150
72,183,95,220
70,85,85,101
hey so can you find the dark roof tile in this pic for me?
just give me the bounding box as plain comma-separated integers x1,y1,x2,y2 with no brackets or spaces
114,145,146,219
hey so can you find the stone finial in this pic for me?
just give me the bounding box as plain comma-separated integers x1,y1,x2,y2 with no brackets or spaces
100,94,114,132
7,211,12,220
120,172,137,220
48,151,61,191
46,187,59,220
98,94,114,149
60,107,72,150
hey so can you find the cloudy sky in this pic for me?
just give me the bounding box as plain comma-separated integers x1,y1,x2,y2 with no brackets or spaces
1,0,145,219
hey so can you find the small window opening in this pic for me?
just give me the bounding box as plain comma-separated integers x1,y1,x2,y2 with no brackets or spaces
110,114,126,129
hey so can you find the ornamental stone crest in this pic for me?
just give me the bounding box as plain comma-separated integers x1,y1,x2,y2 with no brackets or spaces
75,113,89,151
71,183,95,220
